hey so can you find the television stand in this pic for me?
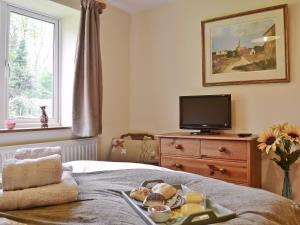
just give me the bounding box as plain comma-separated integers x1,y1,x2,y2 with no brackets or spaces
190,130,220,135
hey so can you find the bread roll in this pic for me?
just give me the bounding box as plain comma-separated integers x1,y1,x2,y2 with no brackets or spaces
130,187,152,202
152,183,177,200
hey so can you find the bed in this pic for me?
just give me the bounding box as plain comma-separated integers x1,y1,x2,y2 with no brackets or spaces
0,161,299,225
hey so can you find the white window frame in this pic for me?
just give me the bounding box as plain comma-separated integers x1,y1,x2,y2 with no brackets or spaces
0,2,60,128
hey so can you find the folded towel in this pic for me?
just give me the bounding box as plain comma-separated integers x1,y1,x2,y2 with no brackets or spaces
0,171,78,211
14,146,72,171
2,154,63,191
14,146,62,160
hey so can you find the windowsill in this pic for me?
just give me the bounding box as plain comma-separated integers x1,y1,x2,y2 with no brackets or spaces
0,126,72,134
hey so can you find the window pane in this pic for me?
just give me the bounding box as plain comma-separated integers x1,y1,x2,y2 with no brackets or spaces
8,12,54,119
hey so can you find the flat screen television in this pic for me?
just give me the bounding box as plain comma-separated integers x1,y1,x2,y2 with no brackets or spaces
179,95,231,134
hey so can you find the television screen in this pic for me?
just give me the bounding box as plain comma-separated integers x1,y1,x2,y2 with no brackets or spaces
180,95,231,131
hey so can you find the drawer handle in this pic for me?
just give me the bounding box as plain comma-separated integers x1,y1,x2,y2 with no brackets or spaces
208,164,215,175
219,168,226,173
174,144,183,150
174,163,183,169
208,164,226,175
218,147,226,152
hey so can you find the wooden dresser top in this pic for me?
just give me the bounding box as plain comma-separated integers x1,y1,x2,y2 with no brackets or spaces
156,132,258,141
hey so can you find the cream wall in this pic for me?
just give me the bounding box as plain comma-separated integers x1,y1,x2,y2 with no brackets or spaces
100,4,131,159
129,0,300,202
61,13,80,127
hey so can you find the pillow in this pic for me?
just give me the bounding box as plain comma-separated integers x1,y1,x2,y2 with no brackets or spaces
109,138,159,164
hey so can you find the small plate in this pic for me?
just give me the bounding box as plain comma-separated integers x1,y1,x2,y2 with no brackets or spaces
165,192,185,209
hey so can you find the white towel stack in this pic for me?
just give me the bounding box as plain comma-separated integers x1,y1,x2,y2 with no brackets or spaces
0,147,78,211
14,146,62,160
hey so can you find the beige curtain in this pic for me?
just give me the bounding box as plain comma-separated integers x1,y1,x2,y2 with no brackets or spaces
72,0,102,137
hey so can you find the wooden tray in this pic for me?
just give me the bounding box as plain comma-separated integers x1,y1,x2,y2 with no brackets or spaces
122,180,236,225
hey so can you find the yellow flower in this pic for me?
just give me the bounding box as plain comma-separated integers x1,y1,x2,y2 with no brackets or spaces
258,129,280,154
284,124,300,143
271,122,288,134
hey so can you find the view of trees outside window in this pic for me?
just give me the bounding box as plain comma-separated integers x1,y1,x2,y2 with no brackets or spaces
8,12,54,119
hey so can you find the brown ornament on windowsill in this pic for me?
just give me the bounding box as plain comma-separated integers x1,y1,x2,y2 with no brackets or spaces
40,106,48,128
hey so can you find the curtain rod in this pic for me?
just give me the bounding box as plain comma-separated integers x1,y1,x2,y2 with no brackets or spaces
96,0,107,10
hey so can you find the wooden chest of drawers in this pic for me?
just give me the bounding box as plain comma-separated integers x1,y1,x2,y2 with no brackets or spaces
157,133,261,187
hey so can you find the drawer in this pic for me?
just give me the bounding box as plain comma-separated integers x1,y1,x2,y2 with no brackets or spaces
160,138,200,157
201,140,247,161
161,156,247,184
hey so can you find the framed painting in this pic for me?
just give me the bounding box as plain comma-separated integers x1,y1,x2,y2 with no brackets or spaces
201,4,289,86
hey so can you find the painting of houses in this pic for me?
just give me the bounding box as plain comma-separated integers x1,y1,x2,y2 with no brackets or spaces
211,19,277,74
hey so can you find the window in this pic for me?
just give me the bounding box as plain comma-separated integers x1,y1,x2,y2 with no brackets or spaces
0,3,60,128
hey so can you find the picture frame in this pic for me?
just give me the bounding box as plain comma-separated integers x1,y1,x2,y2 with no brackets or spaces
201,4,289,87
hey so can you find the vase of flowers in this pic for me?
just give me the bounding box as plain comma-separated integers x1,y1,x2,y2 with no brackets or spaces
258,123,300,199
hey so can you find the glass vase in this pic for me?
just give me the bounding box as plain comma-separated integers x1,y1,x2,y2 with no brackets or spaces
282,170,292,199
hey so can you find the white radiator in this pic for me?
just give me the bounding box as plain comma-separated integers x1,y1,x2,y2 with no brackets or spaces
0,138,98,168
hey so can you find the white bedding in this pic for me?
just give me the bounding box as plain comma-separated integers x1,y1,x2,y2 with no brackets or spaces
64,160,171,173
